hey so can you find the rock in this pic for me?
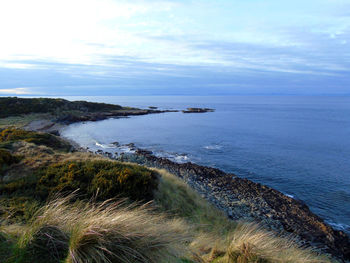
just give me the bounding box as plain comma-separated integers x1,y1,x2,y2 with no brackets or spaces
111,141,120,146
135,149,153,155
182,108,215,113
55,109,179,125
125,143,135,148
49,130,60,136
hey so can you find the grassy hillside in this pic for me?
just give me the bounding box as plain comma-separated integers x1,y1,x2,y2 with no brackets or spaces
0,129,333,262
0,97,124,118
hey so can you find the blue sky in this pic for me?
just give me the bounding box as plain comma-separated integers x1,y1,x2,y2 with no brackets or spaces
0,0,349,95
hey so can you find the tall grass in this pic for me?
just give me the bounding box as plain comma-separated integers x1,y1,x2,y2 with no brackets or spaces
220,223,332,263
154,168,236,235
152,169,333,263
14,195,192,263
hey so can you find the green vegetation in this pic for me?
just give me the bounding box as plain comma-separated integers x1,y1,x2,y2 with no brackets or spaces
0,113,52,129
0,127,333,262
0,149,20,173
1,160,157,202
154,169,236,235
36,160,158,201
0,128,71,151
0,97,123,118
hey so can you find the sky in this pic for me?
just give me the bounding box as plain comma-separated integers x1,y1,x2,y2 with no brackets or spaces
0,0,349,96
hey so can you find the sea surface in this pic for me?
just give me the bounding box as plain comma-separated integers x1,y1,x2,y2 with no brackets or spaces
60,95,350,233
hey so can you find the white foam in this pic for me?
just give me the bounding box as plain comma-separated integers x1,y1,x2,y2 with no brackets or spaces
118,146,136,153
154,151,190,164
95,142,116,149
174,154,190,163
326,221,350,231
204,145,222,150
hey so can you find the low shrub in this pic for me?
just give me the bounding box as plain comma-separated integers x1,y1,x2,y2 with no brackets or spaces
0,231,13,260
0,128,71,151
0,197,40,223
0,149,20,172
35,160,158,201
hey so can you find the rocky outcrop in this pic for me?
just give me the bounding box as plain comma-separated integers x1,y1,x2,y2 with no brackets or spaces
119,151,350,262
55,109,179,125
182,108,215,113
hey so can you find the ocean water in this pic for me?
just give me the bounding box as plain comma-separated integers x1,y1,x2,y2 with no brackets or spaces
60,95,350,233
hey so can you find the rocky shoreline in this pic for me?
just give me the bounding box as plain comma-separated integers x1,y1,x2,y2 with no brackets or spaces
55,109,179,125
113,149,350,261
23,109,179,134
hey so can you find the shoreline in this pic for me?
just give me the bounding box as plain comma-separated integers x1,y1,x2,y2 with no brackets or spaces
25,111,350,261
117,149,350,260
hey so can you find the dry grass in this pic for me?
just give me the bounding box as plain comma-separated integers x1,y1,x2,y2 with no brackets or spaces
204,223,332,263
15,195,192,263
0,114,52,129
153,168,236,235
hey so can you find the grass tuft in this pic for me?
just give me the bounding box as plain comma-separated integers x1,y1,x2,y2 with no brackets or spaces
220,223,331,263
14,195,192,263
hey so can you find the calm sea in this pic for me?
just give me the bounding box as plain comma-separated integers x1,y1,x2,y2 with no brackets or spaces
60,95,350,233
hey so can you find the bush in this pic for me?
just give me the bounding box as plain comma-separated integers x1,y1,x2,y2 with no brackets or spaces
36,160,158,201
0,128,71,151
0,197,40,223
0,149,20,172
0,231,13,260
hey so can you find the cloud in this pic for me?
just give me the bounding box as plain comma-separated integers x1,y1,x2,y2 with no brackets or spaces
0,58,349,96
0,0,349,95
0,88,31,95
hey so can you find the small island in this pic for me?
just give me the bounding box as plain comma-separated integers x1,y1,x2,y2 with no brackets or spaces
182,107,215,113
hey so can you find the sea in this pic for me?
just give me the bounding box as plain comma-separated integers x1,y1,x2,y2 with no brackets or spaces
59,95,350,234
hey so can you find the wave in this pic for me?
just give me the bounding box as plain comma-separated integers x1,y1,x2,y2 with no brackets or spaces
117,145,136,154
283,192,294,199
153,150,191,164
326,221,350,232
173,154,190,163
204,144,223,150
95,141,117,149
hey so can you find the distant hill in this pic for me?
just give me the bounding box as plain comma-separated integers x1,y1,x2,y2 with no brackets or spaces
0,97,123,118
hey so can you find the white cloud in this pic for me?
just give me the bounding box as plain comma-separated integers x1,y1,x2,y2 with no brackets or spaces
0,0,349,78
0,88,31,94
0,0,178,65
